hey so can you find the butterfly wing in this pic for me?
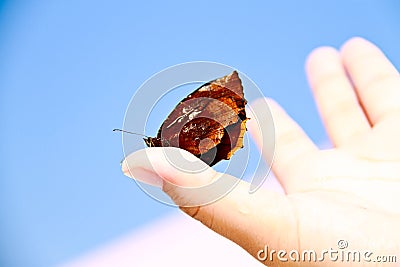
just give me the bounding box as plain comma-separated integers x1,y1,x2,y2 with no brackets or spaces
148,71,247,166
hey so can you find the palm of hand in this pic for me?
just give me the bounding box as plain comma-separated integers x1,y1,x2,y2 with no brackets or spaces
281,128,400,260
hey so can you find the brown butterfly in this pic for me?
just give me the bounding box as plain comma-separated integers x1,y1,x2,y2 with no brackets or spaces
144,71,248,166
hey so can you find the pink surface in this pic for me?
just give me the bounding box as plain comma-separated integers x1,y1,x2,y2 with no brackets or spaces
60,212,263,267
61,176,283,267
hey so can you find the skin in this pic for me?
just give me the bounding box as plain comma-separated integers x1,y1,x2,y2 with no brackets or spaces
122,37,400,266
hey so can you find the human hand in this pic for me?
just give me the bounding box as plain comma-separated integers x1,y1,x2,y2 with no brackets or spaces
122,37,400,266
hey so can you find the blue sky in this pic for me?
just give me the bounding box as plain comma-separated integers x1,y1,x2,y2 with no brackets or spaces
1,1,399,266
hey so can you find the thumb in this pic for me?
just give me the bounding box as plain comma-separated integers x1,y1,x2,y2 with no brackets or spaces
122,147,296,264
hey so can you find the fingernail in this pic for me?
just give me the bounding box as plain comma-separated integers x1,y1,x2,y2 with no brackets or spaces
121,160,163,188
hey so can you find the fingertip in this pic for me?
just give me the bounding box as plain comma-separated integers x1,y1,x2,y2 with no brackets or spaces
305,46,339,76
340,36,370,50
122,147,218,188
306,46,338,63
120,149,164,187
340,37,377,59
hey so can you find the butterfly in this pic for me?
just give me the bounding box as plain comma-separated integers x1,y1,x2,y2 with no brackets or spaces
144,71,248,166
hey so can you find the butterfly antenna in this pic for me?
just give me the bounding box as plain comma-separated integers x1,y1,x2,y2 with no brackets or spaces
113,129,149,138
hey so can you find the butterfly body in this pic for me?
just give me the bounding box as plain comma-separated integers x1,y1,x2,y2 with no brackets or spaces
145,71,248,166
